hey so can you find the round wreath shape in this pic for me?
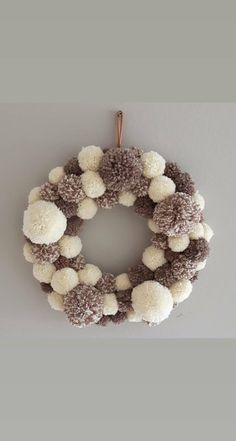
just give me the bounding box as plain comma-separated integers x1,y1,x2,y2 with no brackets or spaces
23,112,214,328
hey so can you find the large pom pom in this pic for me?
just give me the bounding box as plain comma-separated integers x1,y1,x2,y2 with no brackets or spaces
63,285,104,327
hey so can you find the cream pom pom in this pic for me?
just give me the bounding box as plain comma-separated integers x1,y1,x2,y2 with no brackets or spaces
132,280,173,324
115,273,132,290
28,187,41,204
47,292,64,311
23,200,67,245
193,191,205,210
202,222,214,242
196,259,207,271
118,191,137,207
189,223,205,240
77,198,98,220
78,264,102,286
170,279,192,304
148,218,161,233
59,235,82,258
33,263,56,283
148,175,176,203
142,246,166,271
81,171,106,198
51,268,79,295
23,242,35,263
168,234,190,252
127,310,143,322
141,151,165,178
103,293,118,316
48,166,65,184
78,145,104,172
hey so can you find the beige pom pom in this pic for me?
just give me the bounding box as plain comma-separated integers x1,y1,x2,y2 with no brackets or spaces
142,245,166,271
51,268,79,295
48,166,65,184
28,187,41,204
168,234,190,252
103,293,118,316
148,219,161,234
148,175,176,203
193,191,205,210
115,273,132,290
127,310,143,322
23,242,35,263
81,171,106,198
189,223,205,240
170,279,192,304
196,259,207,271
202,222,214,242
118,191,136,207
59,235,82,258
78,264,102,286
47,292,64,311
78,145,104,172
33,263,56,283
77,198,98,220
141,151,166,178
132,280,173,324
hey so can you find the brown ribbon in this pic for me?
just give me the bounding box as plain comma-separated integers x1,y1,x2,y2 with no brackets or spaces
116,110,123,148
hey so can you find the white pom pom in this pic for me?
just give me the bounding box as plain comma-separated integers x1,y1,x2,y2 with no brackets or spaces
127,310,143,322
196,259,207,271
168,234,190,252
141,151,166,178
132,280,173,324
115,273,132,290
170,279,192,304
202,222,214,242
118,191,136,207
33,263,56,283
193,191,205,210
78,264,102,286
23,200,67,245
189,223,205,240
147,219,161,233
48,166,65,184
77,198,98,219
81,171,106,198
142,246,166,271
23,242,35,263
59,235,82,258
51,268,79,295
48,292,64,311
148,175,176,202
103,294,118,316
28,187,41,204
78,145,104,171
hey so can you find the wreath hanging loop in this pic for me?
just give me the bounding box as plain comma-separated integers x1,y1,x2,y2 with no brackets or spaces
116,110,124,148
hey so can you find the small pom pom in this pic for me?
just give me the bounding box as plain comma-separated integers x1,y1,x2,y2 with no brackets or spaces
148,176,176,203
59,235,82,258
174,172,195,196
64,157,82,176
192,191,205,210
65,216,83,236
58,174,85,203
183,238,209,262
51,268,79,295
48,292,64,311
54,254,86,271
97,315,111,327
81,171,106,198
96,190,118,209
202,222,214,242
164,162,181,180
118,191,136,207
48,167,65,184
40,282,53,293
147,218,161,233
23,242,35,263
78,264,102,286
171,255,197,280
170,279,192,304
96,273,116,293
64,285,103,327
31,243,60,264
154,263,176,288
40,182,59,201
128,263,153,287
151,233,168,250
168,234,190,252
115,273,132,290
55,198,78,218
110,311,127,324
134,196,155,218
28,187,41,204
127,310,143,322
189,223,205,240
103,293,118,316
196,259,207,270
142,245,166,271
78,145,104,171
132,176,150,197
77,198,98,219
141,151,165,178
33,263,56,283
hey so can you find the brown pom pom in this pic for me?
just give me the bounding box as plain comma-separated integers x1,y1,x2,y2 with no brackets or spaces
40,182,59,201
110,311,127,324
64,285,104,327
164,162,182,180
190,272,199,283
130,146,144,158
31,243,60,264
134,196,155,218
116,289,132,302
97,315,111,327
164,248,178,263
184,238,209,263
128,264,153,287
154,263,176,288
151,233,168,250
96,273,116,293
55,198,78,218
153,193,201,236
132,175,150,197
64,157,82,176
118,300,132,313
171,255,197,280
40,282,53,293
99,147,142,191
175,172,195,196
58,174,85,203
54,254,86,271
65,216,83,236
96,190,118,209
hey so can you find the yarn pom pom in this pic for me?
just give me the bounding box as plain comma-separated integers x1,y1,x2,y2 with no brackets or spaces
132,176,150,197
58,174,85,203
141,151,165,178
54,254,86,271
134,196,155,218
170,279,192,304
51,268,79,295
48,292,64,311
81,171,106,198
142,245,166,271
65,216,83,236
78,145,104,171
103,293,118,316
40,282,53,293
48,166,65,184
151,233,168,250
183,238,209,262
148,175,175,203
40,182,59,202
31,243,60,264
77,198,98,220
64,157,82,176
154,263,176,288
63,285,104,327
96,272,116,293
164,162,195,195
171,255,197,280
55,198,78,218
96,190,118,209
128,263,153,287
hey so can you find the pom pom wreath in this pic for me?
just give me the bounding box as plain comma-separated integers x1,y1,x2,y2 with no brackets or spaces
132,176,150,197
81,170,106,199
58,174,85,203
54,254,86,271
63,285,103,327
148,175,176,203
40,282,53,293
132,280,173,324
23,242,35,263
59,235,82,258
78,264,102,286
23,200,67,245
127,310,143,322
154,263,176,288
193,191,205,211
99,147,142,192
33,263,56,283
168,234,190,252
142,245,166,271
148,218,161,233
202,222,214,242
183,238,209,263
134,196,155,218
115,273,132,291
28,187,41,204
96,190,118,209
171,255,197,280
48,292,64,311
170,279,192,304
51,268,79,295
103,293,118,316
31,243,60,264
65,216,83,236
153,193,201,237
78,145,104,172
48,166,65,184
128,263,154,287
151,233,168,250
118,191,136,207
40,182,59,201
55,198,78,218
141,151,165,178
189,223,204,240
77,198,98,219
64,157,82,176
96,272,115,293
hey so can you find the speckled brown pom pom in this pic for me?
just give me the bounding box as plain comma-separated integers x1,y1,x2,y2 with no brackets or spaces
130,146,144,158
116,289,132,302
64,285,104,327
175,172,195,196
54,254,86,271
65,216,83,236
96,272,116,293
99,147,142,191
184,238,209,262
151,233,168,250
154,263,176,288
55,198,78,218
164,248,178,263
97,315,111,326
110,311,127,324
190,272,199,283
171,255,197,280
164,162,181,180
40,282,53,293
132,176,150,197
96,190,119,209
40,182,59,201
58,174,85,203
31,243,60,264
128,264,153,287
134,196,155,218
64,157,82,176
118,300,132,313
153,193,201,236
